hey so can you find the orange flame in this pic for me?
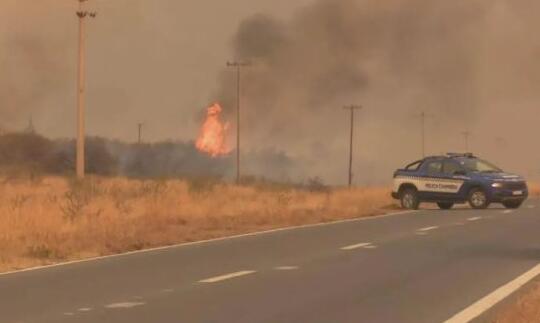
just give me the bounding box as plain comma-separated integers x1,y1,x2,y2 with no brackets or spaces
195,103,231,157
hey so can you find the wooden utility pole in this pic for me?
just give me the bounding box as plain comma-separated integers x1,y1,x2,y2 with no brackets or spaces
344,105,362,188
138,123,143,144
418,111,433,158
421,112,426,158
227,61,251,184
25,116,36,134
462,130,471,152
76,0,96,179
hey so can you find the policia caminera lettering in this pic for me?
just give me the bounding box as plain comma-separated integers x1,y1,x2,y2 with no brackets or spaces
425,183,459,190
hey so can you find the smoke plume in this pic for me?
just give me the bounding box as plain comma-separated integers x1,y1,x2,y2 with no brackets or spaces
215,0,540,183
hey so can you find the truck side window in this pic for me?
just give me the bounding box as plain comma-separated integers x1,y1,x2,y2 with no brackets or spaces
425,161,443,176
443,161,463,175
405,160,422,171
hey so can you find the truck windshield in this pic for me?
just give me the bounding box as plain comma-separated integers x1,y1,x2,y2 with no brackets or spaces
458,158,502,173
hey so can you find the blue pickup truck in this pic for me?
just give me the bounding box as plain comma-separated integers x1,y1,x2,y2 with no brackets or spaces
392,153,528,210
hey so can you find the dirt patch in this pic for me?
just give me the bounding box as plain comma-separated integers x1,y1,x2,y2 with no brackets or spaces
492,280,540,323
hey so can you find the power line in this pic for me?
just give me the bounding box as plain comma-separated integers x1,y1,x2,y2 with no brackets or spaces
227,61,251,185
76,0,97,179
343,105,362,188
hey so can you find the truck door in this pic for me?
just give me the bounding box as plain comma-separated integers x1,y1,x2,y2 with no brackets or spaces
419,159,446,201
442,160,468,200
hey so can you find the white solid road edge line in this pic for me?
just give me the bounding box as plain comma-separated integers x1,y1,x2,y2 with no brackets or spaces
199,270,256,283
443,263,540,323
0,210,415,277
341,243,373,250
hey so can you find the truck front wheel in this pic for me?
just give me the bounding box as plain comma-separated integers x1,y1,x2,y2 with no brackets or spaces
468,188,489,209
502,200,523,209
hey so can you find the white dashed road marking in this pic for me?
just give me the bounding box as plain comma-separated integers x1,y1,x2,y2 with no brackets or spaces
444,263,540,323
341,243,374,250
64,312,74,316
502,210,513,214
77,308,92,312
199,270,256,283
467,217,482,222
105,302,146,309
418,226,439,232
274,266,299,271
527,205,535,209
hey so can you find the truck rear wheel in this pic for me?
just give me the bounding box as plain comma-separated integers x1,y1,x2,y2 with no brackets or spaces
400,188,420,210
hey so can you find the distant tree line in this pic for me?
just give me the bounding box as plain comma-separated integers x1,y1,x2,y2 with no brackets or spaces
0,132,235,178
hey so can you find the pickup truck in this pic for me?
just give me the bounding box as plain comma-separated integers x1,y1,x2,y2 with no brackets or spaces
392,153,528,210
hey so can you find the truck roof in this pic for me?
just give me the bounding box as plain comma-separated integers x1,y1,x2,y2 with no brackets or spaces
424,153,476,160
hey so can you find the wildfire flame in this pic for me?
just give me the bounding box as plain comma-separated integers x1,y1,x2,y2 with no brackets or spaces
195,103,231,157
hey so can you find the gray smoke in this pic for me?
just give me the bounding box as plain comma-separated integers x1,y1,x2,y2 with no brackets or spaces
3,0,540,184
0,25,69,131
214,0,540,183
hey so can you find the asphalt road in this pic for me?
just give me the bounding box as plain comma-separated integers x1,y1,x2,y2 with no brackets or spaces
1,201,539,323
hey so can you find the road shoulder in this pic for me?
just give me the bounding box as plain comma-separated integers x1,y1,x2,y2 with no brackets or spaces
475,274,540,323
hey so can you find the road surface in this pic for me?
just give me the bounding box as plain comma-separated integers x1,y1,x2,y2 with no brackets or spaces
1,201,539,323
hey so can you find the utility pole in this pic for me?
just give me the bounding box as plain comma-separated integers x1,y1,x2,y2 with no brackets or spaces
417,111,433,158
343,105,362,188
138,123,143,144
227,61,251,184
76,0,96,179
25,116,36,134
462,130,471,152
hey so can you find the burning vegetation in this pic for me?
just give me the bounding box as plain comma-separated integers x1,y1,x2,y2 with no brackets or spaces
195,103,231,158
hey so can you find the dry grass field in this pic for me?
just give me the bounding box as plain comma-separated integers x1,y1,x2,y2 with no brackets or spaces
0,176,395,272
528,182,540,197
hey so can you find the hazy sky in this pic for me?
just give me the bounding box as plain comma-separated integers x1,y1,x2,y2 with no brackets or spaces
3,0,540,183
0,0,312,141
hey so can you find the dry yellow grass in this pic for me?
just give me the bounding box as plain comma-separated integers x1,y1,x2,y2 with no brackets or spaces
493,281,540,323
0,176,395,272
528,182,540,198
